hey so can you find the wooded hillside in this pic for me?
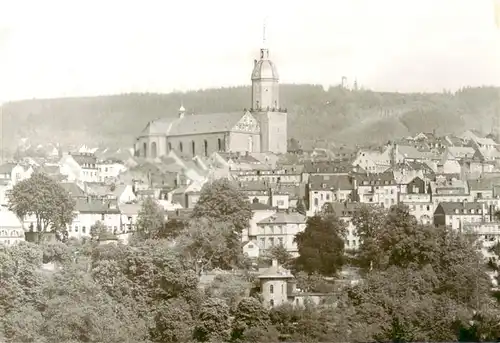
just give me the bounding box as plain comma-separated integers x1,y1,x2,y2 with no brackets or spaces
1,85,499,150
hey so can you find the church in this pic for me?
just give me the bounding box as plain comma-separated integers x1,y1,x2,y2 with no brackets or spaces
135,43,288,158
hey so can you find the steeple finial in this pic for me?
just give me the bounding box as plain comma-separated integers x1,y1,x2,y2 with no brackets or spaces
263,18,267,46
260,17,269,60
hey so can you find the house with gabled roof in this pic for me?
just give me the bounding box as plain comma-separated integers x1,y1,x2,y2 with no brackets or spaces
0,162,33,186
68,197,122,239
254,210,307,256
59,152,99,183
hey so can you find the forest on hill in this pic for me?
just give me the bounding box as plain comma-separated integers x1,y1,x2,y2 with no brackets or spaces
1,85,500,151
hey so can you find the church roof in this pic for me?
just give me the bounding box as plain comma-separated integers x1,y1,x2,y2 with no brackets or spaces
252,59,279,80
144,112,247,137
251,49,279,80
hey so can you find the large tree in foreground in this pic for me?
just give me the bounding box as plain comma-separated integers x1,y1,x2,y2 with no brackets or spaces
8,173,75,237
191,179,252,234
294,214,346,276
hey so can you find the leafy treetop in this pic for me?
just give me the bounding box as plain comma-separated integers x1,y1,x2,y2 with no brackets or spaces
8,173,75,237
192,179,252,234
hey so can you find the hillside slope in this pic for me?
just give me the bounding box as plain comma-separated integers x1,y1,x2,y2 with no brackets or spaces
1,85,499,151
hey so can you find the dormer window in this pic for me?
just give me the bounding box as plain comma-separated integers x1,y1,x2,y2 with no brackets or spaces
470,209,474,214
455,209,459,214
322,183,327,189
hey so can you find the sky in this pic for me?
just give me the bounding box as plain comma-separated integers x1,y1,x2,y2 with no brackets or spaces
0,0,500,102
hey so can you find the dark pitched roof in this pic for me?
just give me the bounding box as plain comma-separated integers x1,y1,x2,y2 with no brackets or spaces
250,202,273,211
436,202,488,215
354,171,396,185
74,198,120,214
0,163,17,174
303,160,354,174
59,182,86,197
309,174,353,191
146,112,248,136
331,202,365,217
257,212,307,225
71,153,97,166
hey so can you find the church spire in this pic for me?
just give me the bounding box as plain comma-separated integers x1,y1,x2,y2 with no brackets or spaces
260,18,269,60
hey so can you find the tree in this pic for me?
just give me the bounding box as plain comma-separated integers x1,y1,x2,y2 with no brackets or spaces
346,204,500,342
135,197,165,240
177,218,243,275
231,297,271,341
294,214,346,276
205,274,251,313
265,245,293,267
40,265,149,343
90,220,107,241
8,172,75,238
295,199,306,216
156,218,186,240
41,241,73,264
194,298,231,342
351,204,387,271
192,179,252,234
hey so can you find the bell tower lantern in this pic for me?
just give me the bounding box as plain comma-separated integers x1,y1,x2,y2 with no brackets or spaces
251,22,279,111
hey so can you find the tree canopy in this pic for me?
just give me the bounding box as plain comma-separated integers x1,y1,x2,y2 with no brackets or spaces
134,197,165,240
294,213,346,276
191,179,252,234
8,173,75,238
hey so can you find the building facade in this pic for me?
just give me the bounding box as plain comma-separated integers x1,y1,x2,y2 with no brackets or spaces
135,43,288,158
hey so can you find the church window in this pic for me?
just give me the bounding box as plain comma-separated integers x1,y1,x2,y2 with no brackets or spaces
191,141,196,156
218,138,223,151
269,284,274,294
142,142,147,157
151,142,157,159
179,142,183,152
167,142,172,152
204,140,208,157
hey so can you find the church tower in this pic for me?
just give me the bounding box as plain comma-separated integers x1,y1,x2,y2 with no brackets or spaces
251,22,287,154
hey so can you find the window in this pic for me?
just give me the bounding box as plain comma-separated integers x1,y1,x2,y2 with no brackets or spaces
281,284,284,293
270,299,274,307
204,140,208,157
270,285,274,294
218,138,223,151
278,237,283,246
259,238,265,248
82,226,86,233
314,198,319,206
101,214,105,220
269,237,275,246
191,141,196,155
75,226,79,232
248,244,254,249
179,142,183,152
167,142,172,152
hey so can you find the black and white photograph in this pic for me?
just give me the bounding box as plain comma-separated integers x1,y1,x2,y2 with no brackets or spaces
1,1,500,342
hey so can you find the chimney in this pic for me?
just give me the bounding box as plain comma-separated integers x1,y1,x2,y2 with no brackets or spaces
271,259,278,268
